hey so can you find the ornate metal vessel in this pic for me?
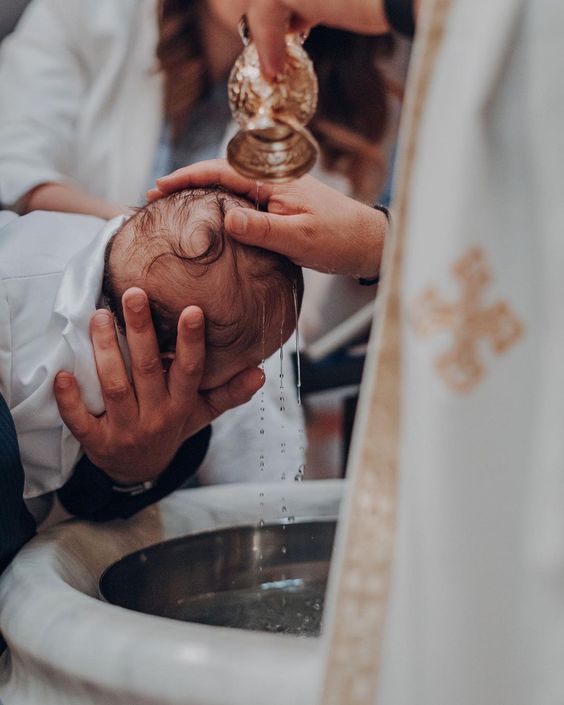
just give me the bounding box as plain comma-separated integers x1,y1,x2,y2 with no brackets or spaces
227,19,319,182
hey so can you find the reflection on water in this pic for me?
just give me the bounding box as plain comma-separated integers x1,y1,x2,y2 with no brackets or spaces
100,520,336,639
174,578,326,636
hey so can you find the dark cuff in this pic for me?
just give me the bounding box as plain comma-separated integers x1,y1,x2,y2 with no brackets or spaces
384,0,416,38
358,204,390,286
57,426,212,522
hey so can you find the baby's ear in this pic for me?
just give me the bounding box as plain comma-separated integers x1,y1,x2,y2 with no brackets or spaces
160,351,175,373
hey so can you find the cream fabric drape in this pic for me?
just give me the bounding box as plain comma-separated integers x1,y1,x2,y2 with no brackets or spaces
322,0,564,703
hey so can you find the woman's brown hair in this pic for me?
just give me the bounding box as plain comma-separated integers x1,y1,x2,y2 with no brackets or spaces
156,0,208,141
306,27,395,200
156,0,395,200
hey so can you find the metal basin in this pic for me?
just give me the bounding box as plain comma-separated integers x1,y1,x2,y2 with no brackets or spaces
100,519,336,637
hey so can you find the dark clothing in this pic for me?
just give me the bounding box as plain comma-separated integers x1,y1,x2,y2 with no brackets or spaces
0,393,35,575
0,388,211,567
0,390,210,654
58,426,211,521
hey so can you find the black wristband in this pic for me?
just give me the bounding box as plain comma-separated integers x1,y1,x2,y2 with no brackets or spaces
384,0,416,38
359,275,380,286
358,204,390,286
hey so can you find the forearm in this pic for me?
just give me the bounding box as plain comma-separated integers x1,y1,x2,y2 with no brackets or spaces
57,426,212,521
21,182,128,220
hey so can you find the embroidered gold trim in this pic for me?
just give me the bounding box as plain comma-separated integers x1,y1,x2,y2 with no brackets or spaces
411,247,523,392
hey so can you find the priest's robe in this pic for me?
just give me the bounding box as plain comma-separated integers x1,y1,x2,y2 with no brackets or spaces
322,1,564,703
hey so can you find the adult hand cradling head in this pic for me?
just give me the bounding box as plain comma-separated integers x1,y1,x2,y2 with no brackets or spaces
54,289,264,486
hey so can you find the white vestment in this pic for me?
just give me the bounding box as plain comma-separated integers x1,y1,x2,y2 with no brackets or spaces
322,1,564,704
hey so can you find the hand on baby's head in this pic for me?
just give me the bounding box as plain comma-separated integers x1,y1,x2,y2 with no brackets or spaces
102,187,304,389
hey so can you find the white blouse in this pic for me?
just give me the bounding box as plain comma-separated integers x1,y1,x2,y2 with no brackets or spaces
0,0,163,209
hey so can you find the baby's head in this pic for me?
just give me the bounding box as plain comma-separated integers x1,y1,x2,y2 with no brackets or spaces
102,187,304,389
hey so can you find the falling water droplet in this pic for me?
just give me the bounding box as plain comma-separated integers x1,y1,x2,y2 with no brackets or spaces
261,299,266,365
279,341,284,390
292,283,301,405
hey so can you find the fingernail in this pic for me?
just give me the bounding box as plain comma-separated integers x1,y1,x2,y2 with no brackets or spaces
55,374,72,389
229,210,248,236
94,311,112,327
187,314,203,330
127,293,146,313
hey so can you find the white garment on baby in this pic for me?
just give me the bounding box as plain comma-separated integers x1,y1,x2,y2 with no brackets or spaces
0,211,124,498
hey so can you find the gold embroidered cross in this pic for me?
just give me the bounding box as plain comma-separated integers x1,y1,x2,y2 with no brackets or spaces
411,247,523,393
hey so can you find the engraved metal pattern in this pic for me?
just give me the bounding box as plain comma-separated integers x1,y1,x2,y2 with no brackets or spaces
227,35,319,182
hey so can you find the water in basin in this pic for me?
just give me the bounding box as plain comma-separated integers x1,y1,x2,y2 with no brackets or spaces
100,519,335,637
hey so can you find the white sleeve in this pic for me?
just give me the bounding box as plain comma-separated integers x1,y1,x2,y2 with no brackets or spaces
0,0,86,210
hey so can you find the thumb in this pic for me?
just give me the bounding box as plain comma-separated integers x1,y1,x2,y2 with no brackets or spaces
225,207,306,260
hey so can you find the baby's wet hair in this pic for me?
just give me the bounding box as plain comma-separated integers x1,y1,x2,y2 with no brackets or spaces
103,186,304,361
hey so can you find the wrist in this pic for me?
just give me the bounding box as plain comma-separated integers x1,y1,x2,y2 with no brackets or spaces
59,427,212,521
97,466,169,487
110,478,159,497
88,453,172,488
353,203,387,280
354,0,392,33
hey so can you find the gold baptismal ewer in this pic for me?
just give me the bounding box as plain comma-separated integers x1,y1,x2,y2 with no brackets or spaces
227,18,319,183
